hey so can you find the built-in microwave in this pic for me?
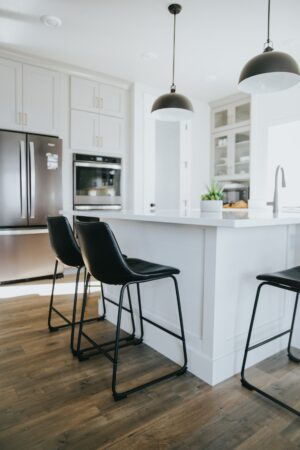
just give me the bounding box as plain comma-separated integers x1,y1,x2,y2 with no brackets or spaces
73,154,122,210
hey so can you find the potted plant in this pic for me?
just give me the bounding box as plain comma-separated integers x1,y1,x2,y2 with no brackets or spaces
201,181,224,212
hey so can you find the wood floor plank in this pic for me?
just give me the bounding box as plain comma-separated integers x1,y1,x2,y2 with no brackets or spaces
0,275,300,450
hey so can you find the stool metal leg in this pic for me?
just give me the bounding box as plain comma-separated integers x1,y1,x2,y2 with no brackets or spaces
48,260,59,332
241,282,300,417
77,280,137,361
100,282,107,318
171,275,188,370
112,276,188,401
135,283,144,345
287,293,300,363
70,266,82,355
76,272,90,356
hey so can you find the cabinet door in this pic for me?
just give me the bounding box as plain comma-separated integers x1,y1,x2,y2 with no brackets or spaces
71,76,99,113
213,132,231,178
99,84,124,117
0,58,22,130
23,64,59,135
233,100,250,127
212,106,229,131
70,110,99,151
233,127,250,178
99,115,123,154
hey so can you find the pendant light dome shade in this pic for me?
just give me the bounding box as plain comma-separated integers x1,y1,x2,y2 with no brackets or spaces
151,91,193,121
238,0,300,94
151,4,193,121
239,49,300,94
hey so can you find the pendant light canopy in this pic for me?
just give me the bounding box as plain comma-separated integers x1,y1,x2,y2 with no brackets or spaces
239,0,300,94
151,4,193,121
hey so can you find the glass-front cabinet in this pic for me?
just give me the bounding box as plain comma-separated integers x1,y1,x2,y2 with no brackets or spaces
211,95,251,181
213,127,250,180
212,99,250,132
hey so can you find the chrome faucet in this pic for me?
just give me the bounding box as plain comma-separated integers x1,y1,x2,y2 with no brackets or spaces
267,165,286,214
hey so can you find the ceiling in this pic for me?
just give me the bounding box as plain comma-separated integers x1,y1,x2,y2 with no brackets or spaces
0,0,300,102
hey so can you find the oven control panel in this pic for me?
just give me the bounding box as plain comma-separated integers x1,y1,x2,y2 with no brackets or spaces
73,154,121,164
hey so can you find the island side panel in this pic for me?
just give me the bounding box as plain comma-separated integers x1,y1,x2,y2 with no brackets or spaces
101,219,215,384
211,224,300,385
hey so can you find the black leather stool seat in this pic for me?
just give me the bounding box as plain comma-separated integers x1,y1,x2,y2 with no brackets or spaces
125,258,180,280
257,266,300,290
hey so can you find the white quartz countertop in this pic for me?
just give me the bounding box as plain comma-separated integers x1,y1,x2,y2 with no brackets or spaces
69,209,300,228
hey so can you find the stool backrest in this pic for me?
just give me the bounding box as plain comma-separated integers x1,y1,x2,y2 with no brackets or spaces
75,221,133,285
47,216,83,268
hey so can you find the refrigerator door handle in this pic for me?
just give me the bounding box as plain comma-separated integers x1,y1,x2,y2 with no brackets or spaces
19,140,27,219
29,141,36,219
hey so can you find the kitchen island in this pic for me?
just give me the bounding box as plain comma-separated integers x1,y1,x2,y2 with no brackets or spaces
68,209,300,385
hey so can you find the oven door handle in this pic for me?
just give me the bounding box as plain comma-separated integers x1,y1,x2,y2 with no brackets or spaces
75,162,121,170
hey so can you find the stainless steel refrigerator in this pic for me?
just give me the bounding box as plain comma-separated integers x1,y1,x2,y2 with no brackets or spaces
0,130,63,283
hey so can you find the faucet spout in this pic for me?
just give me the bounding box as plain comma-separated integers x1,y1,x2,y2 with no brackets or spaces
270,165,286,214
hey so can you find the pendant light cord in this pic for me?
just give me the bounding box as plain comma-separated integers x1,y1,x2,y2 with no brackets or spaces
171,12,176,92
267,0,271,43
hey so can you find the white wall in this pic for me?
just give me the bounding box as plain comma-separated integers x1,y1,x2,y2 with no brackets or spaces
250,83,300,207
155,121,180,210
267,121,300,207
132,82,210,211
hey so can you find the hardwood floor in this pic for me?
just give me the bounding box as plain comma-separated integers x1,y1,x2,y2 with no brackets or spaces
1,275,300,450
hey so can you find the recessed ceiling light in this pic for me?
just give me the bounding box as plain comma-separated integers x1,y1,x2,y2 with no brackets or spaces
40,15,62,28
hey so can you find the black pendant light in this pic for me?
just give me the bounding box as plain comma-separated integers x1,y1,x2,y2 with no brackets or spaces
239,0,300,94
151,4,193,121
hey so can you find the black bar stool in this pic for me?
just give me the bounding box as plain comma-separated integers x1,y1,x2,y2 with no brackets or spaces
47,216,105,354
241,267,300,416
75,221,188,400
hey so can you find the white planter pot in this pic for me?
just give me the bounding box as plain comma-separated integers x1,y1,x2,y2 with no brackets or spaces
200,200,223,212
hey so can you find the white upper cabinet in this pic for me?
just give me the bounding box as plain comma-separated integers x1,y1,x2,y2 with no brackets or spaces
71,110,99,151
212,99,250,132
99,84,124,117
0,58,60,135
71,76,125,117
100,116,123,153
71,77,99,113
71,111,123,154
70,75,126,154
0,58,22,130
23,64,60,135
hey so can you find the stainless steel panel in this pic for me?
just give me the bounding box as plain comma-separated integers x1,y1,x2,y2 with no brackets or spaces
74,194,122,207
0,231,63,283
75,162,121,170
27,135,62,226
0,131,28,227
74,204,122,210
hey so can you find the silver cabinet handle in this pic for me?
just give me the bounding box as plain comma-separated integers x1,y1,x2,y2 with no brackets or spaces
29,141,36,219
23,113,28,126
99,136,103,148
20,141,26,218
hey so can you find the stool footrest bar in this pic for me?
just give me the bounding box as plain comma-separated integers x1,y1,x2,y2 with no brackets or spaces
141,315,183,340
249,329,291,351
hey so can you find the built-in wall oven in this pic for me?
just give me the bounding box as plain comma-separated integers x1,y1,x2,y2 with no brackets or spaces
73,154,122,210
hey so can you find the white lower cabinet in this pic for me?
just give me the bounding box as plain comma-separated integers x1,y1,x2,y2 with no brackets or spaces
71,110,124,154
0,58,22,130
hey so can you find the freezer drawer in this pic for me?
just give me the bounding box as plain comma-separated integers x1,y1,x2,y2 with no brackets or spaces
0,230,63,283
